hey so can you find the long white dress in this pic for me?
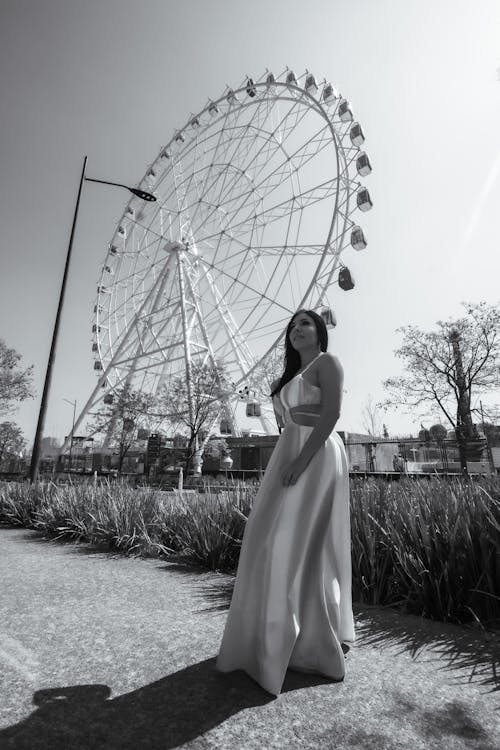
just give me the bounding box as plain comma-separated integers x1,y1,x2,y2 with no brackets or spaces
216,354,355,695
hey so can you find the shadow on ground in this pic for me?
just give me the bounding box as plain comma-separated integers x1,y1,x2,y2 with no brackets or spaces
0,658,336,750
195,574,500,699
316,693,499,750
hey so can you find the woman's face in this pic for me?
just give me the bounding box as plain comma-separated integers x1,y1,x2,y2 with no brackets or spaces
288,313,319,352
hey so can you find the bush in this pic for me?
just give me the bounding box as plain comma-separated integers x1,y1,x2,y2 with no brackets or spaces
2,476,499,630
350,476,500,629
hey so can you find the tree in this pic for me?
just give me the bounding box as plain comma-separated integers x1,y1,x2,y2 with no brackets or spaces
0,339,34,416
157,361,226,472
381,301,500,474
88,387,155,472
0,421,26,464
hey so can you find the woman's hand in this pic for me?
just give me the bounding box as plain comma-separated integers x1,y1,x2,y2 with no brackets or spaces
282,456,309,486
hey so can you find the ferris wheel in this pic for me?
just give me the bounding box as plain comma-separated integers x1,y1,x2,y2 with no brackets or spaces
71,68,373,445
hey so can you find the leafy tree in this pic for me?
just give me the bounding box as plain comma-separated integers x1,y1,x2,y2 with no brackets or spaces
381,301,500,473
0,421,26,464
157,361,226,472
88,387,155,472
0,339,34,416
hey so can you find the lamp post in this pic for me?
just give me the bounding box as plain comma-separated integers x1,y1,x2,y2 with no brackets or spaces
29,156,156,483
63,397,77,472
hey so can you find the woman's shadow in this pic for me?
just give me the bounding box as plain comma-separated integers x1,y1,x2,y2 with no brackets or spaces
0,657,332,749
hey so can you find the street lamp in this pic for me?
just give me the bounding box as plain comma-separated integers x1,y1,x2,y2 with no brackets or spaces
29,156,156,483
62,397,77,472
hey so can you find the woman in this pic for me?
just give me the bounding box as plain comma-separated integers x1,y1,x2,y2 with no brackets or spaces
216,309,355,696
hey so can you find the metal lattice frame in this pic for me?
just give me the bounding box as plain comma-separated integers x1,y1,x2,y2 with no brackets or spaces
64,68,371,448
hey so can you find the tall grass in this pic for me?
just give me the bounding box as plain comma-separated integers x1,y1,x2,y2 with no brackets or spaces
350,476,500,629
0,479,256,570
1,476,499,630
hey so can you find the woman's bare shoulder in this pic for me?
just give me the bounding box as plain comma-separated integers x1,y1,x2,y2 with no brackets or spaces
318,352,343,377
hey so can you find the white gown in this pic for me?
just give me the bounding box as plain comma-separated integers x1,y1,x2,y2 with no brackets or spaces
216,354,355,695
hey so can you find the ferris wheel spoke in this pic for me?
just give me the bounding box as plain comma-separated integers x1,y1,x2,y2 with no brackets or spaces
194,175,338,250
202,268,257,374
197,253,292,318
191,99,308,231
231,261,295,336
199,129,294,232
203,132,327,238
236,242,326,257
195,236,268,305
196,259,266,339
179,107,265,231
201,98,280,194
113,351,184,376
168,119,293,252
135,306,183,363
188,123,236,211
104,282,183,361
232,101,313,194
216,123,334,233
100,269,172,321
220,96,282,170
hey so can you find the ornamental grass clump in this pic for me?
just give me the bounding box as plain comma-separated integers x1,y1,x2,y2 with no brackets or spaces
0,479,168,555
153,484,256,571
0,481,40,526
0,479,257,571
350,476,500,629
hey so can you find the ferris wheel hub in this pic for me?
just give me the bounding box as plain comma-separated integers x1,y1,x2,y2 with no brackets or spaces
164,241,184,254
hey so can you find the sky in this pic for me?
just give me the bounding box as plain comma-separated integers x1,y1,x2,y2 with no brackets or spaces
1,0,499,446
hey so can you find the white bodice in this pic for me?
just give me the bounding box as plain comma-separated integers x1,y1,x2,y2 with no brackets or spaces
273,354,323,425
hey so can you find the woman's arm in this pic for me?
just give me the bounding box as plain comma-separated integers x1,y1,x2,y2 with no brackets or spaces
271,378,285,431
282,354,343,485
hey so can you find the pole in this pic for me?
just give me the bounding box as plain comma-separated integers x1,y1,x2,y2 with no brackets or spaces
29,156,88,483
449,329,473,476
480,399,495,474
70,400,76,471
63,398,77,472
176,246,198,472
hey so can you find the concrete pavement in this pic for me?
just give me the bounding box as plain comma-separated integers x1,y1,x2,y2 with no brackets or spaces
1,527,499,750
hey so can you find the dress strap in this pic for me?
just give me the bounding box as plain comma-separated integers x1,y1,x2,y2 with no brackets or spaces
300,351,323,376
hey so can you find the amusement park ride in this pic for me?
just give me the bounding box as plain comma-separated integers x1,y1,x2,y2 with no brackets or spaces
60,68,373,469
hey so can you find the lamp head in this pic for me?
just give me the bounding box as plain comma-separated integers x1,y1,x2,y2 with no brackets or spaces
130,188,156,202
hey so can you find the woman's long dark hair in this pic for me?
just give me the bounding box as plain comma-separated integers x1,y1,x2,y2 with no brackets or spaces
270,309,328,397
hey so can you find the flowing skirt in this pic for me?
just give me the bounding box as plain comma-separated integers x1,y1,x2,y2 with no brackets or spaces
216,422,355,695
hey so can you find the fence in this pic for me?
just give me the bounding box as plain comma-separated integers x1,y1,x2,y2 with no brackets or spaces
344,437,497,475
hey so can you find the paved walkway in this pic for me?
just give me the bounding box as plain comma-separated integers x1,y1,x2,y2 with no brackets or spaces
0,527,499,750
